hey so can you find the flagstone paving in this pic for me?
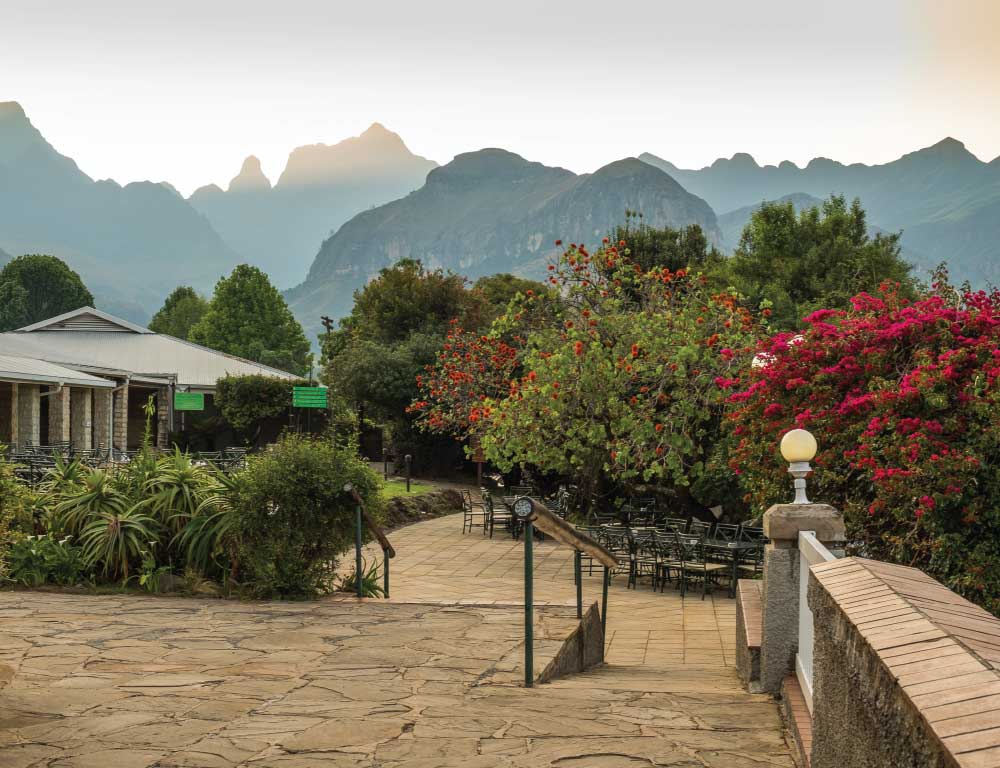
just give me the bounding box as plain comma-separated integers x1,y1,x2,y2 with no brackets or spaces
0,514,793,767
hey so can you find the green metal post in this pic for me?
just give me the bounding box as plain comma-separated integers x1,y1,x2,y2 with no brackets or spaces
574,550,582,619
601,565,610,639
355,504,363,599
524,519,534,688
383,551,390,598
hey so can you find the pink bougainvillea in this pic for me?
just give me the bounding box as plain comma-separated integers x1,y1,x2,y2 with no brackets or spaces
727,281,1000,611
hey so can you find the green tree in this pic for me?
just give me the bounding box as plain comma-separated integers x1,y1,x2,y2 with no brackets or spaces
148,286,209,339
338,259,476,344
413,240,761,515
608,213,726,278
189,265,311,375
322,260,490,472
730,195,914,329
470,273,547,322
0,281,29,331
0,254,94,331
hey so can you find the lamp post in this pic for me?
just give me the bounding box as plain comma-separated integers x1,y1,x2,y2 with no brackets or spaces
780,428,818,504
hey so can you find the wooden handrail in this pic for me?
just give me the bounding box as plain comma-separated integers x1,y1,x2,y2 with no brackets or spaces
344,485,396,558
516,497,617,569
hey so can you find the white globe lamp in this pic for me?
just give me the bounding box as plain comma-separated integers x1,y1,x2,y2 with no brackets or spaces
780,429,817,504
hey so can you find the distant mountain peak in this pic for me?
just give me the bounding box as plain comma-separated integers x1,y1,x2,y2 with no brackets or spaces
903,136,980,165
0,101,27,120
425,148,567,189
712,152,760,170
228,155,271,192
276,123,436,189
361,122,393,138
930,136,966,152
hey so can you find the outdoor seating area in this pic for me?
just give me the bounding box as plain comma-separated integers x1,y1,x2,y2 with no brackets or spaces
462,485,766,600
4,443,249,485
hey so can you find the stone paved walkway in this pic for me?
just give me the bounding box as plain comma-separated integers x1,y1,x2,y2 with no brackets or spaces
0,514,793,767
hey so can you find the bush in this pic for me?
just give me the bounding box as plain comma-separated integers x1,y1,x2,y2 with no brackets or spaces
0,451,34,579
7,534,89,586
727,282,1000,612
236,434,382,597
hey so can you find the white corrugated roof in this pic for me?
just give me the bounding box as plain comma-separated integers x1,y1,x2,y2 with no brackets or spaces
0,354,116,388
0,308,298,388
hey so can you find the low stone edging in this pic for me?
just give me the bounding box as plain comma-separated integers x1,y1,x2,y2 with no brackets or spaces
736,578,763,690
537,602,605,684
382,488,463,531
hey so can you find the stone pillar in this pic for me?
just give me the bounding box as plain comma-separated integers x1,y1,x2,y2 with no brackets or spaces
156,387,170,450
17,384,39,447
112,384,128,451
70,388,93,451
759,503,845,694
93,388,112,453
0,383,17,446
48,386,71,445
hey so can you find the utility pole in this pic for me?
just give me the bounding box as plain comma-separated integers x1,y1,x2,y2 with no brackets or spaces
319,315,335,437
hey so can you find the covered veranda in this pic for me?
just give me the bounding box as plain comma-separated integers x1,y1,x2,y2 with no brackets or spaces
0,354,117,452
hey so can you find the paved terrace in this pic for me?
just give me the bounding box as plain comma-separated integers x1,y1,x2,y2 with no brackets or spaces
0,514,793,767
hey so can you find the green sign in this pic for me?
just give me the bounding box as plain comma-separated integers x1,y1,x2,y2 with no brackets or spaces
293,386,328,408
174,391,205,411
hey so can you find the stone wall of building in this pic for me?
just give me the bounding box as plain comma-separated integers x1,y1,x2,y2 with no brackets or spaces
113,385,128,451
16,384,39,446
93,389,112,452
157,387,170,449
69,388,93,451
48,386,71,445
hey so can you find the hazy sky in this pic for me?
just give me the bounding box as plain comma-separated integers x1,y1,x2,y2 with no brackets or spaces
3,0,998,196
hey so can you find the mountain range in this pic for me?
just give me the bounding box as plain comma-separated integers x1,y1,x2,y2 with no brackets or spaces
1,99,998,339
188,124,436,288
641,140,1000,283
286,150,720,332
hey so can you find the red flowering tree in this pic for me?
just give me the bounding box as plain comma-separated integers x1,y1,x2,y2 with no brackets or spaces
728,282,1000,611
408,321,520,442
414,237,760,514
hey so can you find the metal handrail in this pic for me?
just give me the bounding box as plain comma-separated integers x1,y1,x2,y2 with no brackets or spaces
517,497,617,568
344,483,395,598
512,496,618,687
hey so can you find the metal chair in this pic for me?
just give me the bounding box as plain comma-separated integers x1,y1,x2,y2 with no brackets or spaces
462,489,488,535
688,520,714,539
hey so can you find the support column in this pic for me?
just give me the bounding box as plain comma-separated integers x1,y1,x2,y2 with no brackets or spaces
156,387,170,450
70,387,93,451
48,386,71,445
0,383,17,447
112,384,128,451
17,384,39,447
759,503,845,694
93,388,112,453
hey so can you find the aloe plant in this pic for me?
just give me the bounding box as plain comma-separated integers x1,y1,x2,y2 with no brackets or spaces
40,455,86,498
140,449,211,535
53,469,130,537
79,507,160,580
174,470,245,581
338,557,385,598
